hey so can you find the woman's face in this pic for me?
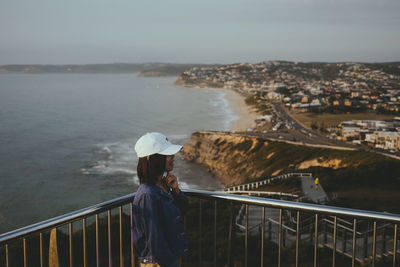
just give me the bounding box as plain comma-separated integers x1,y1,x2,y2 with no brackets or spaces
165,155,175,172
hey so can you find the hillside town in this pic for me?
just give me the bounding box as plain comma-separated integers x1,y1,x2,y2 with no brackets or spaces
333,118,400,152
177,61,400,153
176,61,400,114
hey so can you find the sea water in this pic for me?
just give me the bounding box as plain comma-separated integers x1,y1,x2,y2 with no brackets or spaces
0,74,237,233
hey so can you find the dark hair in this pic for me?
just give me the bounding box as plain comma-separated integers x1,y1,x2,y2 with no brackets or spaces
137,154,167,184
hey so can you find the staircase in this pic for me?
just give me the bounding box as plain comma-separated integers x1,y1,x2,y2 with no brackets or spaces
232,173,399,264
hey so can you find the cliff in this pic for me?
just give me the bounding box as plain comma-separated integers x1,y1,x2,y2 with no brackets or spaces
182,131,353,186
182,132,268,186
182,131,400,194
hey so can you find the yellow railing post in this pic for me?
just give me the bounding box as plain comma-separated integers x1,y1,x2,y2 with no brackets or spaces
49,228,60,267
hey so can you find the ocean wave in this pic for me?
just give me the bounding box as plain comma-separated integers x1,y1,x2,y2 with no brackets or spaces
211,91,239,131
82,142,137,177
81,164,136,176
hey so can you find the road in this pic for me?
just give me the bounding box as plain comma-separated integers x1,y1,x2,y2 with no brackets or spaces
234,102,358,148
271,102,358,148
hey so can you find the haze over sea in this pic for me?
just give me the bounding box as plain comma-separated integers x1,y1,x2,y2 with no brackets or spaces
0,74,234,233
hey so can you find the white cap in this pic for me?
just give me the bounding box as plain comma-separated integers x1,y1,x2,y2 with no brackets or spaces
134,132,182,158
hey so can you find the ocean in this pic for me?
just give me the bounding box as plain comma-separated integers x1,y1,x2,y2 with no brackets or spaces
0,74,237,233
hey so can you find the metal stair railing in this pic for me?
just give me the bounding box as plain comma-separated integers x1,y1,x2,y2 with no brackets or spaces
225,172,312,192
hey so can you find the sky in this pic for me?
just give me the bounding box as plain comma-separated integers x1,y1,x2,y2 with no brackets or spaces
0,0,399,64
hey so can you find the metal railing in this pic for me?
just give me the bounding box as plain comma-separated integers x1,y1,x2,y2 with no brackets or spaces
224,173,312,192
1,189,399,267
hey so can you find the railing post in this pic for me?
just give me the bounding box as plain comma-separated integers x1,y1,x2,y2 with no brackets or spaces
49,229,60,267
96,214,100,267
296,211,300,267
69,223,73,267
278,209,282,267
352,219,357,267
227,202,233,267
372,221,377,267
333,216,337,267
83,219,87,267
394,224,398,267
214,200,217,267
23,238,27,267
261,207,265,267
199,199,202,267
130,203,135,267
40,232,43,267
108,210,112,267
245,204,248,267
6,243,9,267
314,214,318,267
119,206,124,267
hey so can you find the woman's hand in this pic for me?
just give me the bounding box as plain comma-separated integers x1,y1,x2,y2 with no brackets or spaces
165,173,180,194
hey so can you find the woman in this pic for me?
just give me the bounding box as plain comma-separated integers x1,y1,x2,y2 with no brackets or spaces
132,132,189,267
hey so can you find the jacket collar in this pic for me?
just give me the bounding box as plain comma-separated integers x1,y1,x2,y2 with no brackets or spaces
141,183,173,201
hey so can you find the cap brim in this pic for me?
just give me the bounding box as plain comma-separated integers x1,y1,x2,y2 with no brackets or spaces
159,144,182,155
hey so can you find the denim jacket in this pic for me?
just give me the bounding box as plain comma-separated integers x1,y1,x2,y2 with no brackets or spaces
132,183,189,267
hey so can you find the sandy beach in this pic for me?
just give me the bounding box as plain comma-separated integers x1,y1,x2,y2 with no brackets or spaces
179,85,260,132
223,89,259,131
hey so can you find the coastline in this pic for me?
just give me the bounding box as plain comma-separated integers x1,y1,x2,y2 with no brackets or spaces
223,89,258,132
174,83,259,132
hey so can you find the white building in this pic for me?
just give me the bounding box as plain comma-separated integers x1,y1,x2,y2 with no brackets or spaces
365,131,400,150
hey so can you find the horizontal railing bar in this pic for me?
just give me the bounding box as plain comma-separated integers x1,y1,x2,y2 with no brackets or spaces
2,188,400,245
184,189,400,223
0,193,136,243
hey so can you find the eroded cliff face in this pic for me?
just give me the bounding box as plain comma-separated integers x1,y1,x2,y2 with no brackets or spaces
182,131,356,187
297,158,347,170
182,131,266,186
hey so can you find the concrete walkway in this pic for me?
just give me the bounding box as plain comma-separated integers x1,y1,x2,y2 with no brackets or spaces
301,175,328,204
